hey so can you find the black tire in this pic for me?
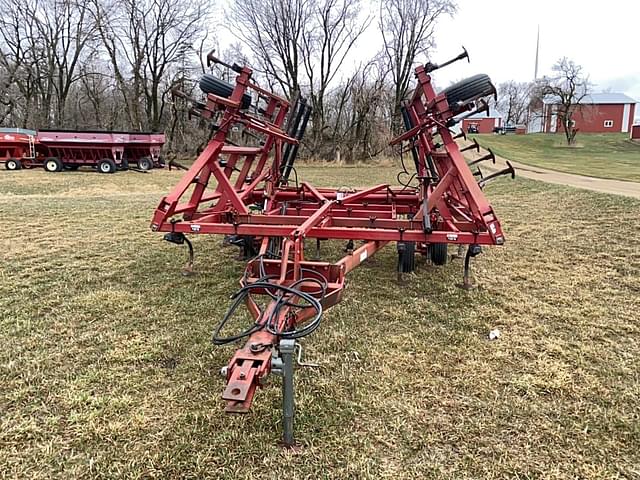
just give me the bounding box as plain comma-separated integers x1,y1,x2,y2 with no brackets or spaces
98,158,116,174
199,74,252,110
5,158,21,170
119,159,129,171
44,157,63,172
137,157,153,171
442,74,496,113
430,243,448,266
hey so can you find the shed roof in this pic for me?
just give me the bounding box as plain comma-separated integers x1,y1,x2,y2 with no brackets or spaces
543,92,637,105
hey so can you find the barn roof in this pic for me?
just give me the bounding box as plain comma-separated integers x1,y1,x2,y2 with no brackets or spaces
543,92,637,105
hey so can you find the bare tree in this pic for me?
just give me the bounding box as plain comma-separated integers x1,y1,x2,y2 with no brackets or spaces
229,0,369,159
91,0,205,130
301,0,369,154
325,56,391,162
380,0,455,129
0,0,451,159
0,0,97,128
229,0,310,98
0,0,47,127
537,57,591,145
497,81,531,126
42,0,97,125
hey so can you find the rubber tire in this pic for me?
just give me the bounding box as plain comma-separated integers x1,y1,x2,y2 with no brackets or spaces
430,243,448,266
442,74,496,113
137,157,153,171
44,157,63,172
5,158,21,170
119,159,129,171
199,74,252,110
98,158,116,174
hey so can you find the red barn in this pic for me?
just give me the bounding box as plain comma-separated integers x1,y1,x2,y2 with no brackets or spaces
632,124,640,140
540,93,637,134
462,108,503,134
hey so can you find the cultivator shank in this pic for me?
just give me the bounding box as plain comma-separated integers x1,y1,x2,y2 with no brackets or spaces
151,48,513,446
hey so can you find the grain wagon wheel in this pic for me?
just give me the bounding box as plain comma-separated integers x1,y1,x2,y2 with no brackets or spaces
137,157,153,171
5,158,21,170
98,158,117,174
44,157,63,172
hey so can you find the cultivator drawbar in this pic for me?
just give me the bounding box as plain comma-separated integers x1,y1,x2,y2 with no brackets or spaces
151,49,514,446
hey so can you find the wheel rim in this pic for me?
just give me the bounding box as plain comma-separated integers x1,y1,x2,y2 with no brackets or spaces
100,163,110,172
8,161,16,169
46,160,57,171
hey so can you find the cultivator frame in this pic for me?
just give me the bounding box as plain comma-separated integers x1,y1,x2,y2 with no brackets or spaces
151,49,513,446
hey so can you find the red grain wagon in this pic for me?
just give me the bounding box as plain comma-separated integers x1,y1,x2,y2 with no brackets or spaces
0,128,37,170
0,128,165,173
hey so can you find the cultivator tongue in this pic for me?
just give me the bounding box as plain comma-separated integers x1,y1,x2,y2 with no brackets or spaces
151,47,514,447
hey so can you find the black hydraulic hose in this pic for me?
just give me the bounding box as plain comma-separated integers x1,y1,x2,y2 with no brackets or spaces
212,280,324,345
212,260,328,345
401,105,421,174
282,104,311,182
211,286,264,345
400,104,439,182
280,99,306,179
263,277,325,339
426,153,439,183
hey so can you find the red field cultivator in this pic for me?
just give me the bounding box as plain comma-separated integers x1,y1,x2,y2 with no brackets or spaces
151,49,515,446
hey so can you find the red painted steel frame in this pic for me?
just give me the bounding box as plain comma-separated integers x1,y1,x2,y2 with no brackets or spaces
151,63,505,413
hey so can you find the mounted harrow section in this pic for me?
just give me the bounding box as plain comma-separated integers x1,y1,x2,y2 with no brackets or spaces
151,50,513,446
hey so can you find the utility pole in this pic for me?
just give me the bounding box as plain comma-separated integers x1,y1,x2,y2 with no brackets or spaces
528,25,541,133
534,25,540,80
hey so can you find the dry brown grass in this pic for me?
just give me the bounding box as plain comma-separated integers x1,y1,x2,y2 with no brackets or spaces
1,166,639,479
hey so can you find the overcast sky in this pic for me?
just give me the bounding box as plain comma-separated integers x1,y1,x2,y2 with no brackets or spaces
367,0,640,100
220,0,640,115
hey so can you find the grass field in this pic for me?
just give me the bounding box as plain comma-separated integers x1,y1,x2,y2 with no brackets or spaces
470,133,640,182
1,166,639,479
